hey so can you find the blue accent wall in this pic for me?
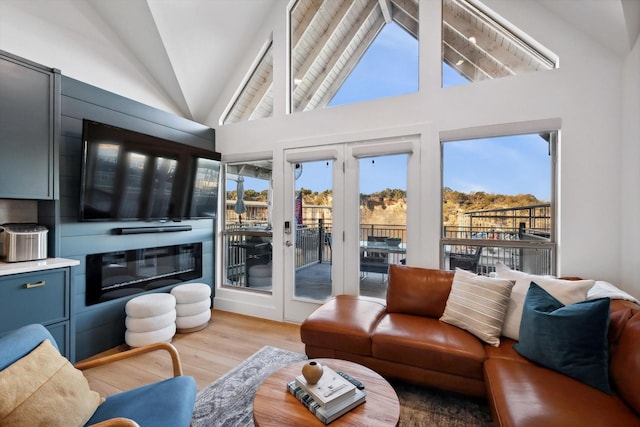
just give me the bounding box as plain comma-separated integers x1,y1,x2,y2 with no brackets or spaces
59,76,217,360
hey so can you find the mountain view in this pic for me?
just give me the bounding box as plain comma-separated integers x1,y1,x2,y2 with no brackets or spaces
228,187,548,227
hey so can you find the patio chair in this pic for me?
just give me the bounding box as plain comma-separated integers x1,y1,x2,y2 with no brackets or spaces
360,236,389,279
449,246,483,272
0,323,196,427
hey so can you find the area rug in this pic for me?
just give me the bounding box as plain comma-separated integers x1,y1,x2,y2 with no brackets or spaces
192,346,307,427
192,346,492,426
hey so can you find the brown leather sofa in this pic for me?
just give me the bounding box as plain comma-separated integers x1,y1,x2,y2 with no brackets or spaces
300,265,640,427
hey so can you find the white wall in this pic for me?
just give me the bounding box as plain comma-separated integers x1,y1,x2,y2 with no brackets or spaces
211,1,636,296
620,34,640,292
1,1,637,304
0,0,184,116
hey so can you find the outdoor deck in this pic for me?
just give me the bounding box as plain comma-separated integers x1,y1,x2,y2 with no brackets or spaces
294,261,388,300
233,261,388,301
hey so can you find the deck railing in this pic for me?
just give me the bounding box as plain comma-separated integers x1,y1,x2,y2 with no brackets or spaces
442,203,554,275
222,203,553,280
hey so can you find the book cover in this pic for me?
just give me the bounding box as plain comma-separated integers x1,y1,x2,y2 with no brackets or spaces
295,366,356,408
287,380,366,424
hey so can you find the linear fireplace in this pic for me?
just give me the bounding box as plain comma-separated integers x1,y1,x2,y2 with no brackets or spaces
86,242,202,305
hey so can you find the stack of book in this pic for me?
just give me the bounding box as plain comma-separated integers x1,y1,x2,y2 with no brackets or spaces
287,366,366,424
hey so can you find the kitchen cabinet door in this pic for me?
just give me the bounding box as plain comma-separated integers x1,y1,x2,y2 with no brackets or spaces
0,52,59,200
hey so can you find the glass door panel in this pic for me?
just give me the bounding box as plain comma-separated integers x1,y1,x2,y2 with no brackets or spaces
358,154,408,297
293,160,333,300
284,147,344,323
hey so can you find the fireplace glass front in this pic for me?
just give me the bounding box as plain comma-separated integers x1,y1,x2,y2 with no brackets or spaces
86,242,202,305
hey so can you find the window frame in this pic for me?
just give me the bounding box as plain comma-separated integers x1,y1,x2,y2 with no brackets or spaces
440,128,558,276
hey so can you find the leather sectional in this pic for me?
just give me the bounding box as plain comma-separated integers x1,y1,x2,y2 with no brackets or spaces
300,264,640,427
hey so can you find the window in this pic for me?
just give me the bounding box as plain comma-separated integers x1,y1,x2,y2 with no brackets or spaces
221,40,273,125
442,0,557,88
441,131,557,275
222,160,273,291
290,0,419,113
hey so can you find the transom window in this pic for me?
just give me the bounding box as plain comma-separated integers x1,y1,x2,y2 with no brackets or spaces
442,0,558,87
222,0,558,122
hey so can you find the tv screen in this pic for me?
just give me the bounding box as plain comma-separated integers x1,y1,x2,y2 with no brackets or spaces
80,120,220,222
186,157,221,218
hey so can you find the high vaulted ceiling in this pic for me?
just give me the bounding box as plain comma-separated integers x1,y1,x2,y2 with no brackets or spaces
1,0,637,125
227,0,560,124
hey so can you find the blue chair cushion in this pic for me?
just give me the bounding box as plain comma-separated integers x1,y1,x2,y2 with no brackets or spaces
0,324,58,370
85,375,196,427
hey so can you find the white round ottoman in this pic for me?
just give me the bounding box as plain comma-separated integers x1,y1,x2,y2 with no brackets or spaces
171,283,211,333
125,293,176,347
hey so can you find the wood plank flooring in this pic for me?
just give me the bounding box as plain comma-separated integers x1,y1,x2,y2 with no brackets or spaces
80,309,305,396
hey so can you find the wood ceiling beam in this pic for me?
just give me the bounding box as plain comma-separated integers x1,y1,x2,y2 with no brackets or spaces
378,0,393,24
292,0,358,85
293,0,380,111
310,12,385,110
291,0,324,50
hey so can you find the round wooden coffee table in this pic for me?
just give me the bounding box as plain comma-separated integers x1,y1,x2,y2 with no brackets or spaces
253,358,400,426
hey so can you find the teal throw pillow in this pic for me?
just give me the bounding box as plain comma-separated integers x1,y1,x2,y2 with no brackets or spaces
513,282,611,394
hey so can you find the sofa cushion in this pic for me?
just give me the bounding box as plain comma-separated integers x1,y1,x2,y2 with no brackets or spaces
440,269,515,347
372,313,487,380
610,310,640,415
484,358,640,427
301,295,387,356
513,283,611,394
494,262,594,340
0,339,102,427
386,264,454,317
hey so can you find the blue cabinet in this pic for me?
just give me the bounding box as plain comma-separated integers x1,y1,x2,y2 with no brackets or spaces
0,50,59,200
0,268,72,360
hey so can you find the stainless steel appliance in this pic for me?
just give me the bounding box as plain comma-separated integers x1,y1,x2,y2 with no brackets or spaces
0,223,48,262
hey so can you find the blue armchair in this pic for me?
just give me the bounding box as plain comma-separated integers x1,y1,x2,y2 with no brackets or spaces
0,324,196,427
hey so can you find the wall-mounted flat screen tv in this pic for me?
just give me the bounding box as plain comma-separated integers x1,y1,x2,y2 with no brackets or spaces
80,120,220,222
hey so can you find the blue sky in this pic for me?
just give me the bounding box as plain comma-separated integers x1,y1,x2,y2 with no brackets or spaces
237,22,551,202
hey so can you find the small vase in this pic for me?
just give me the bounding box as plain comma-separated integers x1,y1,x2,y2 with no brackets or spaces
302,361,324,385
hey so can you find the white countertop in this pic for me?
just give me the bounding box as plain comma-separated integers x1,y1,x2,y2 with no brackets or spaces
0,258,80,276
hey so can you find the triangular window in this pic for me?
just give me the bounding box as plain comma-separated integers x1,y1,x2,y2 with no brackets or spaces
290,0,419,113
442,0,558,87
221,39,273,125
328,22,418,107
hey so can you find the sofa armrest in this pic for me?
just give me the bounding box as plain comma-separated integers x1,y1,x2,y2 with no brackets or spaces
75,342,184,377
301,295,387,356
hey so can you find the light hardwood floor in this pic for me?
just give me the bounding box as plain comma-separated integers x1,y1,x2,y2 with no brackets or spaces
80,309,305,396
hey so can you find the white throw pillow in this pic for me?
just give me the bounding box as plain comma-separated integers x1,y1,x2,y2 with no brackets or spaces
587,280,639,304
440,269,515,347
494,262,594,340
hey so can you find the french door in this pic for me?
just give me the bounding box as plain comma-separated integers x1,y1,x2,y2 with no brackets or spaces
282,139,415,322
283,147,348,322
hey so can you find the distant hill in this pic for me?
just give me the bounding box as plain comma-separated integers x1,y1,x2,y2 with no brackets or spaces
442,188,546,226
227,187,547,226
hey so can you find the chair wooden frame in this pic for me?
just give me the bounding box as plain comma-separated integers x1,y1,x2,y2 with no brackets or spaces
75,341,184,376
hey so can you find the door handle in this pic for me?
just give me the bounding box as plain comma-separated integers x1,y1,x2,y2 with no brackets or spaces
285,240,293,247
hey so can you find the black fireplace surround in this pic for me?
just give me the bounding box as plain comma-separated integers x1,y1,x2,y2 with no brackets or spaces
86,242,202,305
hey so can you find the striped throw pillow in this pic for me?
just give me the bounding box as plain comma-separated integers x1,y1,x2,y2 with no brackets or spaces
440,269,515,347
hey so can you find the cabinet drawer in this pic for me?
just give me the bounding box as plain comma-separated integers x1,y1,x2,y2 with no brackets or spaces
0,269,68,334
47,321,71,360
